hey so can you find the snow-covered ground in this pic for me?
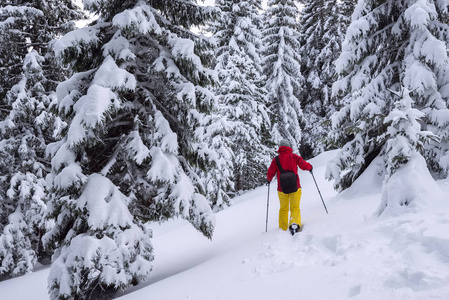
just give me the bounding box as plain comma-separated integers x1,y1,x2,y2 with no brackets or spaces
1,150,448,300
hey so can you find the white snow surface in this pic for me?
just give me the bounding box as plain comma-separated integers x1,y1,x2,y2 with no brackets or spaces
1,150,449,300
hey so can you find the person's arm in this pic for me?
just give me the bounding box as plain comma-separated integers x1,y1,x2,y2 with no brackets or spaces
296,155,312,171
267,158,278,182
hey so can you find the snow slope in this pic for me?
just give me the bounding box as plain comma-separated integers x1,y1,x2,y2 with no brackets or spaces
1,150,448,300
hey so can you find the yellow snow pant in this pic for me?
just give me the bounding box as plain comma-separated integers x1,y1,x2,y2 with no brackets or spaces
278,189,302,231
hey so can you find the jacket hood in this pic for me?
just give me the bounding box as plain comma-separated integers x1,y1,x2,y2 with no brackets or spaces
278,145,293,154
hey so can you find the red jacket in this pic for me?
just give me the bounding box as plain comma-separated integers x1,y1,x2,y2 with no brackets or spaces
267,146,312,192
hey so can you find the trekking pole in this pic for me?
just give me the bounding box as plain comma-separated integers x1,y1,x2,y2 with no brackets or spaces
310,170,328,214
265,182,270,232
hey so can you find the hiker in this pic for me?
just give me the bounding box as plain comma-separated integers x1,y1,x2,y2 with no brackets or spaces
267,139,313,234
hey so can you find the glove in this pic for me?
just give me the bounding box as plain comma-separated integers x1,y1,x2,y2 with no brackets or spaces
266,180,271,186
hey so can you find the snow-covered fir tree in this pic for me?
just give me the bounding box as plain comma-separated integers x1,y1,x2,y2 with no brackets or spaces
326,0,449,191
262,0,304,152
377,88,435,215
0,1,85,99
383,88,433,176
299,0,355,158
196,113,234,211
427,1,449,177
42,1,220,298
212,0,272,193
0,1,84,278
0,51,60,278
337,0,357,23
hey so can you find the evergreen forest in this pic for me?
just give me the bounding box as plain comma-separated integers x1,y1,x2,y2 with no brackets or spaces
1,0,448,299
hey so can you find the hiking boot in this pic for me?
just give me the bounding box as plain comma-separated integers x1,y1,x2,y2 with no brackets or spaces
289,223,300,235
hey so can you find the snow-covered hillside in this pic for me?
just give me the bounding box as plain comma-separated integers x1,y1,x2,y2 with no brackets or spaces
1,150,448,300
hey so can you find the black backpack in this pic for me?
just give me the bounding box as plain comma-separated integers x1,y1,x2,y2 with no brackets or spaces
275,156,298,194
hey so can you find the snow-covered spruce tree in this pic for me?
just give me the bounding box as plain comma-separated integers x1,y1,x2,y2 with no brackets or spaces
299,0,355,158
42,1,219,298
196,114,234,211
325,0,449,191
337,0,357,22
0,1,85,100
428,1,449,177
0,1,84,278
262,0,304,152
0,51,59,278
377,87,435,215
211,0,272,193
